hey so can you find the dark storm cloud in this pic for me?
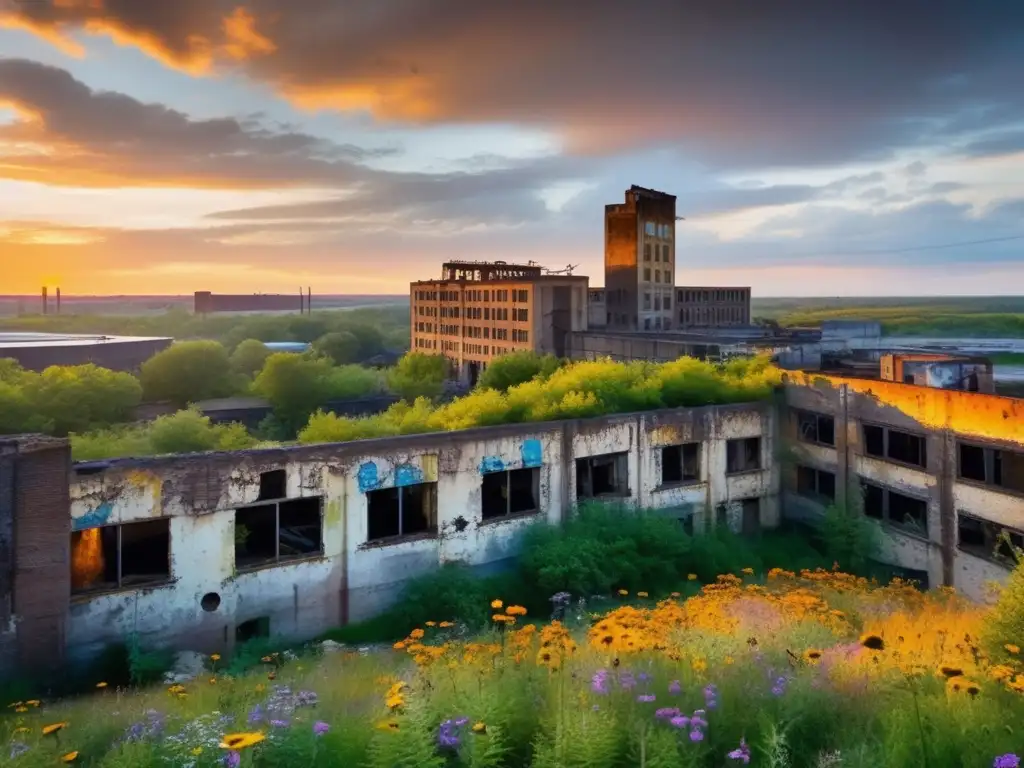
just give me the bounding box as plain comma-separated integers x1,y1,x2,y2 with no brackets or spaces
960,130,1024,158
6,0,1024,169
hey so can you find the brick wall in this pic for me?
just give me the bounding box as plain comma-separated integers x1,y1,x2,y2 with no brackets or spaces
0,436,71,680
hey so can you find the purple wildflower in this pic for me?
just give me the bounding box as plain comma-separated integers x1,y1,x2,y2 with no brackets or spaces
454,717,469,727
248,705,265,724
313,721,330,737
690,710,708,729
655,707,681,720
619,672,637,690
995,756,1021,768
668,680,681,695
728,738,752,764
270,719,289,728
689,728,705,742
637,694,656,703
9,743,29,760
222,752,241,768
771,676,787,696
638,672,651,683
703,684,718,709
591,670,610,695
670,716,690,729
437,717,470,751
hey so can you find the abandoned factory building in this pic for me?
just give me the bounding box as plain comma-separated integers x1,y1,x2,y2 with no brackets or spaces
2,375,1023,679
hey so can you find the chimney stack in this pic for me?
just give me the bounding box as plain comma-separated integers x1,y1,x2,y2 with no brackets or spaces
41,287,48,315
56,287,61,315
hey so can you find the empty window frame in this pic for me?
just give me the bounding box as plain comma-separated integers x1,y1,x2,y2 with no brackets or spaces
258,469,287,500
796,410,835,447
795,465,837,502
862,423,927,468
481,467,540,520
660,443,700,485
71,519,171,595
957,512,1024,565
726,437,761,473
859,480,928,536
235,497,323,569
576,452,630,499
957,442,1024,494
740,498,761,535
366,482,438,542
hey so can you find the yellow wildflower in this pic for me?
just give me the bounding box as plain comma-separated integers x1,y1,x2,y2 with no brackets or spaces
95,682,108,689
490,599,503,609
637,592,649,598
219,733,265,750
506,605,528,616
43,723,68,736
687,573,698,581
1006,644,1020,655
617,589,628,596
472,722,487,734
741,568,754,575
426,621,436,627
192,747,204,756
210,654,221,662
62,751,78,762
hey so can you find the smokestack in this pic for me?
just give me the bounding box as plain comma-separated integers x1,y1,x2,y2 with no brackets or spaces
56,287,61,314
42,286,48,315
307,287,312,315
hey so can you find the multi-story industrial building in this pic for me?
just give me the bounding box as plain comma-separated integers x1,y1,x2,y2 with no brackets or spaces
410,261,589,384
601,185,752,332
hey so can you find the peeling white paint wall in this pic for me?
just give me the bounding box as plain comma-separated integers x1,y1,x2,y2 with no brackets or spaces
66,403,778,660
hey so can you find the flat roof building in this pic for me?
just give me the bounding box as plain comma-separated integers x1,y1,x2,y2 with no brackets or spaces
411,260,588,385
0,332,172,372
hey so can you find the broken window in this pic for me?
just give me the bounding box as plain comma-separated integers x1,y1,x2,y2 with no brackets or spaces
858,480,928,535
862,423,927,468
726,437,761,473
660,443,700,486
957,512,1024,565
481,468,540,520
740,498,760,535
366,482,438,542
796,465,836,502
258,469,287,501
715,503,729,529
235,496,323,569
796,410,835,446
576,452,629,499
71,519,171,595
236,617,270,644
957,442,1024,494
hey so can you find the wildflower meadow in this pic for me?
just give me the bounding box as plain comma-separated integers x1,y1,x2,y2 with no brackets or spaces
4,567,1024,767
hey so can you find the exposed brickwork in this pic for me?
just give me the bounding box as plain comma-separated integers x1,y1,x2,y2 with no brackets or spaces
5,437,71,678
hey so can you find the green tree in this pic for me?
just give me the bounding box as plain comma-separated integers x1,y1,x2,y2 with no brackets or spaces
983,545,1024,658
387,353,448,401
325,364,383,400
28,364,142,435
147,407,255,455
477,351,561,391
0,380,51,435
313,331,361,365
348,324,386,361
139,340,236,406
230,339,272,377
253,353,333,433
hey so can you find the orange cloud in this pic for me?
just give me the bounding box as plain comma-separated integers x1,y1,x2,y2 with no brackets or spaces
0,12,85,57
222,6,275,61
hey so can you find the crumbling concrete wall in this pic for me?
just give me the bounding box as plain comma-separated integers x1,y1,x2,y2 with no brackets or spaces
781,373,1024,600
63,402,777,661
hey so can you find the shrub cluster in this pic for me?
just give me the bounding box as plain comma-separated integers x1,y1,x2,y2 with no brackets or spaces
300,355,782,444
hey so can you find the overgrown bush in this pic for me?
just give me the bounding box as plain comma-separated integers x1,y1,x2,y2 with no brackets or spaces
983,551,1024,659
140,340,238,407
387,353,448,401
477,351,561,392
300,355,783,444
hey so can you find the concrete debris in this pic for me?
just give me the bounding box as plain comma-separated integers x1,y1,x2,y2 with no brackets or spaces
163,650,208,683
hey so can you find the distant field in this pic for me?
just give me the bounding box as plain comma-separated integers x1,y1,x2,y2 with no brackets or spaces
752,296,1024,338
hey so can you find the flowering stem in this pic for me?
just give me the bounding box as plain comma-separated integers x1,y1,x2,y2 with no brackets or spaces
910,684,931,768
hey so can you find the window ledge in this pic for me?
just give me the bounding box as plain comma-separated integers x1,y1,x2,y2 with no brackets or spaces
956,546,1014,570
479,510,540,527
795,492,836,506
71,579,175,604
954,477,1024,500
578,491,632,500
359,531,438,550
797,439,837,450
880,523,931,544
655,480,702,492
862,454,928,473
725,468,763,478
235,552,326,574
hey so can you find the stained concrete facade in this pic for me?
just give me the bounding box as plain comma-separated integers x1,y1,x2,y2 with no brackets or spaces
1,401,777,675
781,374,1024,601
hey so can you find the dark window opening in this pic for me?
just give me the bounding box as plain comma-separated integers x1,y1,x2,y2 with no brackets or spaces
863,425,884,457
726,437,761,473
859,481,927,535
481,468,540,520
797,410,835,446
958,443,1024,494
680,515,694,535
796,465,836,502
235,496,323,569
236,617,270,644
258,469,287,501
957,512,1024,566
958,443,986,482
741,498,760,535
366,482,438,542
888,429,927,468
576,452,629,499
71,519,171,595
660,443,700,485
715,503,728,528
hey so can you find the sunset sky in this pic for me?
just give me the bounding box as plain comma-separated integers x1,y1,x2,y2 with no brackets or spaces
2,1,1024,296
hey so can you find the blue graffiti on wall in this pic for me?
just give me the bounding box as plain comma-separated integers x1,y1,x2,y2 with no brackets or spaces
521,439,543,468
72,502,113,531
357,461,380,493
394,463,424,487
478,456,506,474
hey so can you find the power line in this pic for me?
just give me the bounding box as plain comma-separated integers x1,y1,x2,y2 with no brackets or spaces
822,233,1024,257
